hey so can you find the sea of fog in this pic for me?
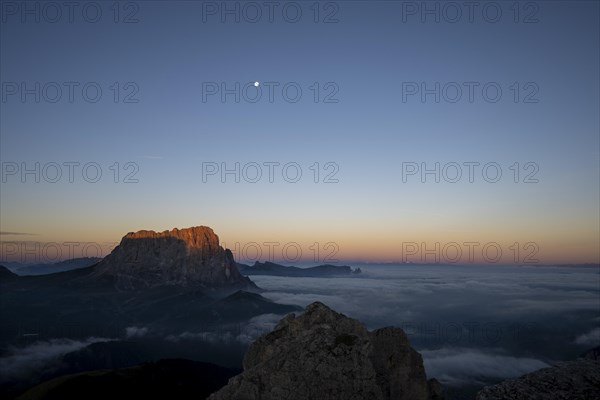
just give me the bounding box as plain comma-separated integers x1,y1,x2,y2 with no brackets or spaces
1,264,597,399
250,264,600,389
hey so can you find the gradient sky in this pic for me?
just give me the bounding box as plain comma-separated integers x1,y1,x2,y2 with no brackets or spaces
1,0,598,264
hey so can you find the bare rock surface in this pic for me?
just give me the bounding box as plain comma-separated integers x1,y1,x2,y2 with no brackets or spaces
209,302,443,400
92,226,255,290
476,358,600,400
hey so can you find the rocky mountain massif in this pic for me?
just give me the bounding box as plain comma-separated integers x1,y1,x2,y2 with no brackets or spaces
209,302,444,400
0,226,301,398
1,227,270,344
91,226,256,290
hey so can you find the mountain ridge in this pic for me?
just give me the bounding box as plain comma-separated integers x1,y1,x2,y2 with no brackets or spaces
237,261,361,277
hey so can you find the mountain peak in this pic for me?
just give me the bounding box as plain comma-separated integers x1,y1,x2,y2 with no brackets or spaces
92,226,256,291
210,301,444,400
124,226,219,248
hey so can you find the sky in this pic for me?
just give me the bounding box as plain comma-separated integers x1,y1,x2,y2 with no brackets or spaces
1,0,599,264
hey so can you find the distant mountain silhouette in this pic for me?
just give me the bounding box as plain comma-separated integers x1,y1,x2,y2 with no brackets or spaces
237,261,361,277
6,258,101,276
0,265,18,281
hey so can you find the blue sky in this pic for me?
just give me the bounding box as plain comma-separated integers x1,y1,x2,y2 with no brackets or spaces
1,1,598,264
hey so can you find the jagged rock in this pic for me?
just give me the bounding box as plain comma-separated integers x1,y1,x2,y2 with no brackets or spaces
91,226,256,290
582,346,600,361
427,378,445,400
209,302,443,400
476,359,600,400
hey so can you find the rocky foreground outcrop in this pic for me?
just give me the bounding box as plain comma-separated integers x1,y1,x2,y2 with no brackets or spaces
209,302,444,400
476,358,600,400
92,226,256,290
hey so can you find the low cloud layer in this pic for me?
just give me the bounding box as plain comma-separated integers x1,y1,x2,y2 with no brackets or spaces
0,337,114,383
166,313,284,345
125,326,149,338
421,347,550,386
248,264,598,384
574,327,600,346
253,265,599,331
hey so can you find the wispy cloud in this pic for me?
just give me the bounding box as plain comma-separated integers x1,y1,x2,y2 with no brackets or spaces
421,347,549,386
166,314,284,345
0,337,115,383
125,326,149,338
248,264,599,386
574,328,600,346
0,232,39,236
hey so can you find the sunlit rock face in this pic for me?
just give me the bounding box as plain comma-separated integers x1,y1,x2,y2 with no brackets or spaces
209,302,444,400
92,226,256,290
